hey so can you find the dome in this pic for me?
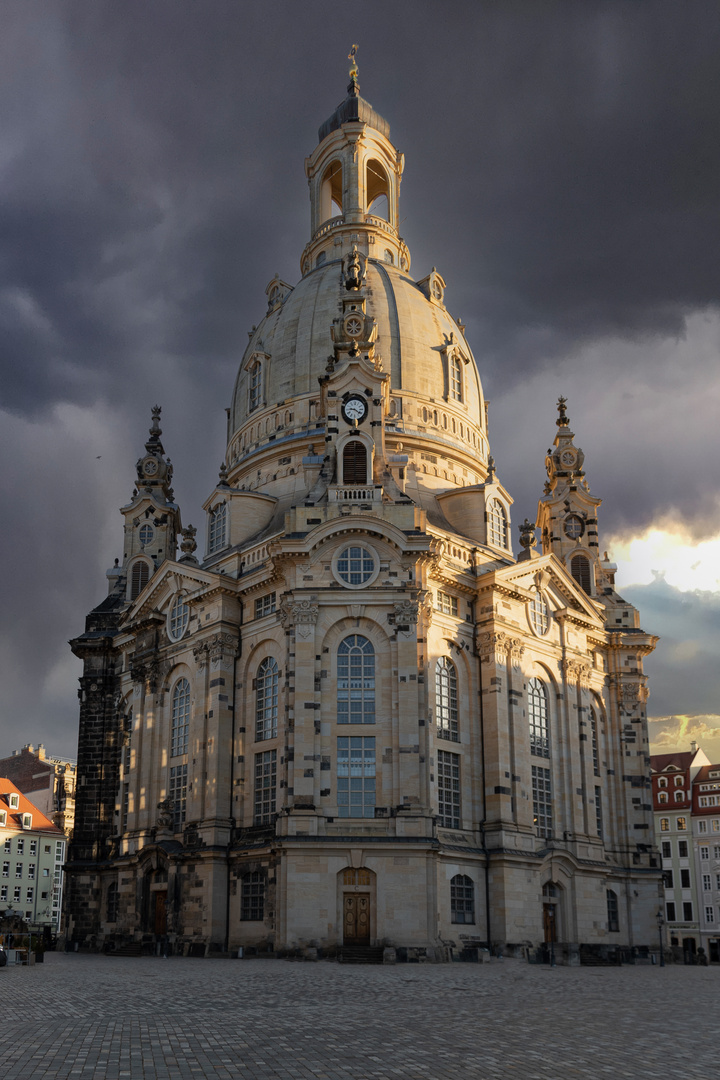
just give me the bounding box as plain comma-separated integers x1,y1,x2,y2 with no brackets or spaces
229,259,485,450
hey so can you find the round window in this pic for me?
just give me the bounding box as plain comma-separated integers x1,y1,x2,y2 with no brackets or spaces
168,595,190,641
334,545,377,587
139,524,154,547
564,515,584,539
528,593,550,636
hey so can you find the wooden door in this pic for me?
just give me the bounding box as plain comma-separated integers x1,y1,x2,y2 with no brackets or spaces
343,894,370,945
153,891,167,936
543,903,557,944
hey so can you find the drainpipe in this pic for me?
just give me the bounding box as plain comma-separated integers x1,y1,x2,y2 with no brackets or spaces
224,605,242,954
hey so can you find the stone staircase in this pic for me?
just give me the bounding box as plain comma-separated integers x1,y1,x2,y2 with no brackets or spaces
338,945,385,965
107,943,143,957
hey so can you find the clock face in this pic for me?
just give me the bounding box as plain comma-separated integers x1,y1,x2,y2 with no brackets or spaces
560,449,576,467
342,396,368,423
564,515,584,539
144,459,159,477
344,315,363,339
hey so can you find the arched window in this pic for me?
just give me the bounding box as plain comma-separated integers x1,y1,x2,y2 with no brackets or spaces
209,503,227,553
130,561,149,600
436,658,458,742
658,792,668,804
528,678,549,758
674,775,684,787
106,882,118,923
171,678,190,758
487,499,507,548
529,593,549,636
248,360,262,412
343,440,368,484
383,248,394,264
450,354,463,402
590,709,599,775
607,889,619,932
240,871,265,921
450,874,474,924
316,250,327,267
658,777,668,788
571,554,592,594
320,159,343,222
255,658,279,741
366,159,389,220
674,791,684,803
337,635,375,724
169,595,189,641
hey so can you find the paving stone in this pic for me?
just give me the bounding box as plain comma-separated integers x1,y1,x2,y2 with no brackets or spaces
0,954,716,1078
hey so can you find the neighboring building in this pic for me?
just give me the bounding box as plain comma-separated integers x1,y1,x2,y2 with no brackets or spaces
650,746,709,957
65,73,661,960
1,777,66,930
691,762,720,961
0,744,77,839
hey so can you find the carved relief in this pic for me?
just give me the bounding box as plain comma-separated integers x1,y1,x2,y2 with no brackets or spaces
279,600,319,629
562,657,593,688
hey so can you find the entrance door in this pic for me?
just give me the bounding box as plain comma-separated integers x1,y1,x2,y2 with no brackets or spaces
543,903,557,944
343,894,370,945
153,891,167,936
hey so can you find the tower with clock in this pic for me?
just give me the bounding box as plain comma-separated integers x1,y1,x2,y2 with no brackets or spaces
65,66,660,964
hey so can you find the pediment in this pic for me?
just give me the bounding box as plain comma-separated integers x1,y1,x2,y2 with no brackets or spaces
493,554,605,626
125,559,226,621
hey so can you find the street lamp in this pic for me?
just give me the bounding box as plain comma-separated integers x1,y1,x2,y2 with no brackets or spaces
656,908,665,967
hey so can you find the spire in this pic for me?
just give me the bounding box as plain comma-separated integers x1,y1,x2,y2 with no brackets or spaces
544,396,585,493
348,43,359,95
134,405,175,504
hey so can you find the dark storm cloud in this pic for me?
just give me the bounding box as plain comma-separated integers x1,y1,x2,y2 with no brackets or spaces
2,0,720,755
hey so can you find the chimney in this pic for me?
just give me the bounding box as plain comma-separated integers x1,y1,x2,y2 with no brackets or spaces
37,744,46,760
690,740,698,754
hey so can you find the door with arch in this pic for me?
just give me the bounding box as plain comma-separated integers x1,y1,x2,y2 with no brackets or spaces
542,881,560,943
342,868,372,945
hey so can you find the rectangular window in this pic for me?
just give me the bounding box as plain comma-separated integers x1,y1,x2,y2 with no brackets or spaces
3,839,10,853
700,845,710,861
683,901,693,921
450,876,474,924
437,751,461,829
240,872,265,921
435,591,458,616
532,766,553,839
705,906,715,924
26,887,33,902
660,818,669,831
169,764,187,831
677,816,687,831
591,717,599,777
698,820,707,833
254,592,277,619
661,841,671,859
29,841,37,856
666,901,676,921
0,886,6,902
13,886,21,902
716,874,720,890
28,863,35,880
17,839,24,854
254,750,277,825
703,874,712,892
714,845,720,859
15,863,22,879
594,787,603,839
122,784,129,832
337,737,376,819
713,819,720,832
664,869,674,889
42,868,50,877
2,862,8,878
680,868,691,889
678,840,688,858
606,890,619,933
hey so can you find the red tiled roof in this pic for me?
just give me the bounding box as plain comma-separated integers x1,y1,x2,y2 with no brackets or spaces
650,752,693,772
0,777,63,835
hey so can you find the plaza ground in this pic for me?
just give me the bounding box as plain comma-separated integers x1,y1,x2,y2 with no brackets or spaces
1,952,716,1079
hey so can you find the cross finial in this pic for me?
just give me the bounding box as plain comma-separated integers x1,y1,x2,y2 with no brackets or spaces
556,396,569,428
348,44,359,94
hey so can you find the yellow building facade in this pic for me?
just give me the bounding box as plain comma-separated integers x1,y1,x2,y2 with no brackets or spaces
65,75,662,961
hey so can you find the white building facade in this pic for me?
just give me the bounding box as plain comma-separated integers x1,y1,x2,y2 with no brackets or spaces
65,75,662,961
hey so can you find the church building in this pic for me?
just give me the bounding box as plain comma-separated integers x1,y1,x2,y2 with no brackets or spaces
65,68,662,961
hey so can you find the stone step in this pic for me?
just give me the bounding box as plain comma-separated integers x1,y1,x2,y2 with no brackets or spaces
338,945,385,965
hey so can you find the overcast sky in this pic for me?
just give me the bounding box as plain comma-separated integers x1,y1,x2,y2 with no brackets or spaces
2,0,720,762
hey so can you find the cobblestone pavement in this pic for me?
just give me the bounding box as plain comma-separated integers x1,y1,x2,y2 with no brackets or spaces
0,953,716,1079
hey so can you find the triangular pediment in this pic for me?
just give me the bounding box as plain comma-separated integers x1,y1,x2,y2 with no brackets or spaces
492,553,605,626
124,559,229,623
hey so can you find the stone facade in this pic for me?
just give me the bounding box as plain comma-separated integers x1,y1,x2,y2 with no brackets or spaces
65,73,662,960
